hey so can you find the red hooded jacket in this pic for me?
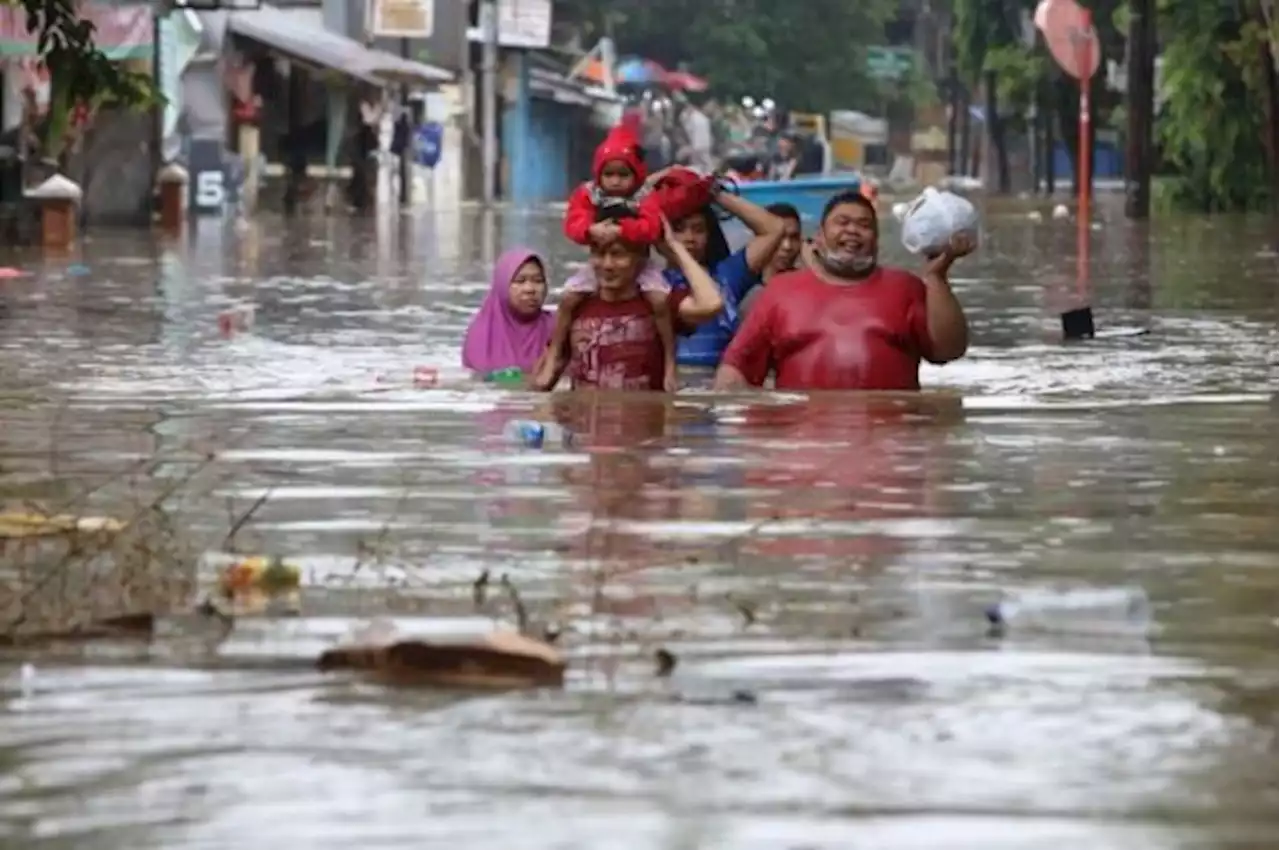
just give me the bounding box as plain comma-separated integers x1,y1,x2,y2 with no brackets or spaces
564,125,662,245
564,125,718,246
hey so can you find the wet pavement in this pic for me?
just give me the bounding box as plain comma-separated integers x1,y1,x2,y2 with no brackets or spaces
0,197,1276,849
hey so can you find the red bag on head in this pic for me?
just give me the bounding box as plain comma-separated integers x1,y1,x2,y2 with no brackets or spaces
650,167,714,222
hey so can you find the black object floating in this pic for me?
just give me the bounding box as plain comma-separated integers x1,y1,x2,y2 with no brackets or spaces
1061,306,1096,340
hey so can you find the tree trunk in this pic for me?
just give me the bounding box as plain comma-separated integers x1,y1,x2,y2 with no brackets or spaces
1124,0,1155,219
984,69,1011,193
1258,9,1280,180
1042,73,1056,193
946,66,959,175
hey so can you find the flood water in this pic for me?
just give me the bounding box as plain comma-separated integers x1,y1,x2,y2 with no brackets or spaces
0,197,1276,849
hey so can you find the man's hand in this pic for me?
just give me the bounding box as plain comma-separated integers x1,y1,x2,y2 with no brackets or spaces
924,232,976,277
588,221,621,244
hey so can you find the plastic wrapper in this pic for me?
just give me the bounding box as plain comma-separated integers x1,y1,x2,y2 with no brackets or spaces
900,187,980,256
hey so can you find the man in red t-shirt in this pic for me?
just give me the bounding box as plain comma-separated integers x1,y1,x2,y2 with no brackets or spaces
714,190,972,391
540,212,725,391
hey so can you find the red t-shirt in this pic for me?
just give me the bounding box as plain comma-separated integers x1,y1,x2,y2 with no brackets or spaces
720,267,939,391
567,289,689,390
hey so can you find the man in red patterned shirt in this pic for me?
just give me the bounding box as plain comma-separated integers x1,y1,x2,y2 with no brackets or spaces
539,209,724,392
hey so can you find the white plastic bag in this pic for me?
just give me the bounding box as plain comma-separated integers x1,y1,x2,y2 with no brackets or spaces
899,187,980,256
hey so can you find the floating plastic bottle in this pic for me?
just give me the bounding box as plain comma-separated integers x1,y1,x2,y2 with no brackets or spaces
985,586,1153,637
217,303,256,337
503,419,572,449
484,367,525,387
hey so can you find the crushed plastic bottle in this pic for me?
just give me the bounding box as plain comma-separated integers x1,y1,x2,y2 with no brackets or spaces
503,419,572,449
484,367,525,387
985,586,1153,637
217,303,256,337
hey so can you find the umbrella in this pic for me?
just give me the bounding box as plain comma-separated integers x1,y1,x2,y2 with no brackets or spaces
577,58,606,84
1036,0,1099,80
664,70,708,93
616,57,667,85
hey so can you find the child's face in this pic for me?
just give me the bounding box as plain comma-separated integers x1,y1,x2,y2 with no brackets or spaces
598,160,637,195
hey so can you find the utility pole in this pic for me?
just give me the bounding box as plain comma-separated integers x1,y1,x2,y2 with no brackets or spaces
946,63,959,176
399,38,411,206
480,0,498,206
1124,0,1155,219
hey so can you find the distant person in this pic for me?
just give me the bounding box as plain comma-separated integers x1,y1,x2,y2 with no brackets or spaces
740,202,803,319
461,247,554,377
766,134,799,181
677,101,714,172
642,108,667,172
714,189,972,391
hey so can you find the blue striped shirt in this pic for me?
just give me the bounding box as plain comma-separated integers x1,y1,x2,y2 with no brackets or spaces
665,249,761,367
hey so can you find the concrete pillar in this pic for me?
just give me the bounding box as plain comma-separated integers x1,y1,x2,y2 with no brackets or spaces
157,162,189,232
26,174,82,251
503,50,533,204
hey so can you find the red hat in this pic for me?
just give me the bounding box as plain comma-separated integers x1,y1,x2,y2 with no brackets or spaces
592,125,646,184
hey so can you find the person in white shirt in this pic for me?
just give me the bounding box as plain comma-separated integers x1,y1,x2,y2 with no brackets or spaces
678,102,714,173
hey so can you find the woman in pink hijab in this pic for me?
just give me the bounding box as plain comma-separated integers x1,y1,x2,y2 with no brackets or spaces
461,247,555,375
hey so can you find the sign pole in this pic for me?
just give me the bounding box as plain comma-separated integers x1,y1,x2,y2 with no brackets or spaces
1065,7,1095,339
400,37,411,207
1077,9,1092,237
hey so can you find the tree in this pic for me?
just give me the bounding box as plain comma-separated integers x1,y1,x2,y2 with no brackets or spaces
1155,0,1277,211
952,0,1020,191
6,0,156,166
553,0,897,114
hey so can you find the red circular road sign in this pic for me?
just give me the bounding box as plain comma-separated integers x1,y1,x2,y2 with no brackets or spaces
1036,0,1101,80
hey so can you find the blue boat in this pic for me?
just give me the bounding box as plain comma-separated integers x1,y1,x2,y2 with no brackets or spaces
731,173,864,223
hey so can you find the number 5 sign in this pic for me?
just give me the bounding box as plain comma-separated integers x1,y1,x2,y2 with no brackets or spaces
187,137,227,215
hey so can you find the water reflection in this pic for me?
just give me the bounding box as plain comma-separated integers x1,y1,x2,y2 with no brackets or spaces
0,201,1275,849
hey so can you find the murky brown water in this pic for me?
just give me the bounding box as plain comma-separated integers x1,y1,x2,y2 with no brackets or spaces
0,197,1276,849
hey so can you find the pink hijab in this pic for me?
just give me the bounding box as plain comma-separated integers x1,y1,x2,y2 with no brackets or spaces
461,247,555,373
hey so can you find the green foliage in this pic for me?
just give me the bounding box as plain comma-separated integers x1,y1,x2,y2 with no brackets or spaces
7,0,158,160
984,45,1046,123
957,0,1024,84
554,0,897,113
1156,0,1277,211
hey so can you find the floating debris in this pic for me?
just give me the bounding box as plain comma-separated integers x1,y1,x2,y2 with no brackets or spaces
0,612,155,648
318,628,565,689
472,569,491,609
217,556,303,616
217,304,256,337
218,556,302,595
0,513,125,539
412,366,439,388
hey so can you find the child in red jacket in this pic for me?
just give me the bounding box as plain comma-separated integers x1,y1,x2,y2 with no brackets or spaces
533,125,677,391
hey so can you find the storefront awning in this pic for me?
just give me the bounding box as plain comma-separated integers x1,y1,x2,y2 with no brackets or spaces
0,3,152,60
226,5,452,88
